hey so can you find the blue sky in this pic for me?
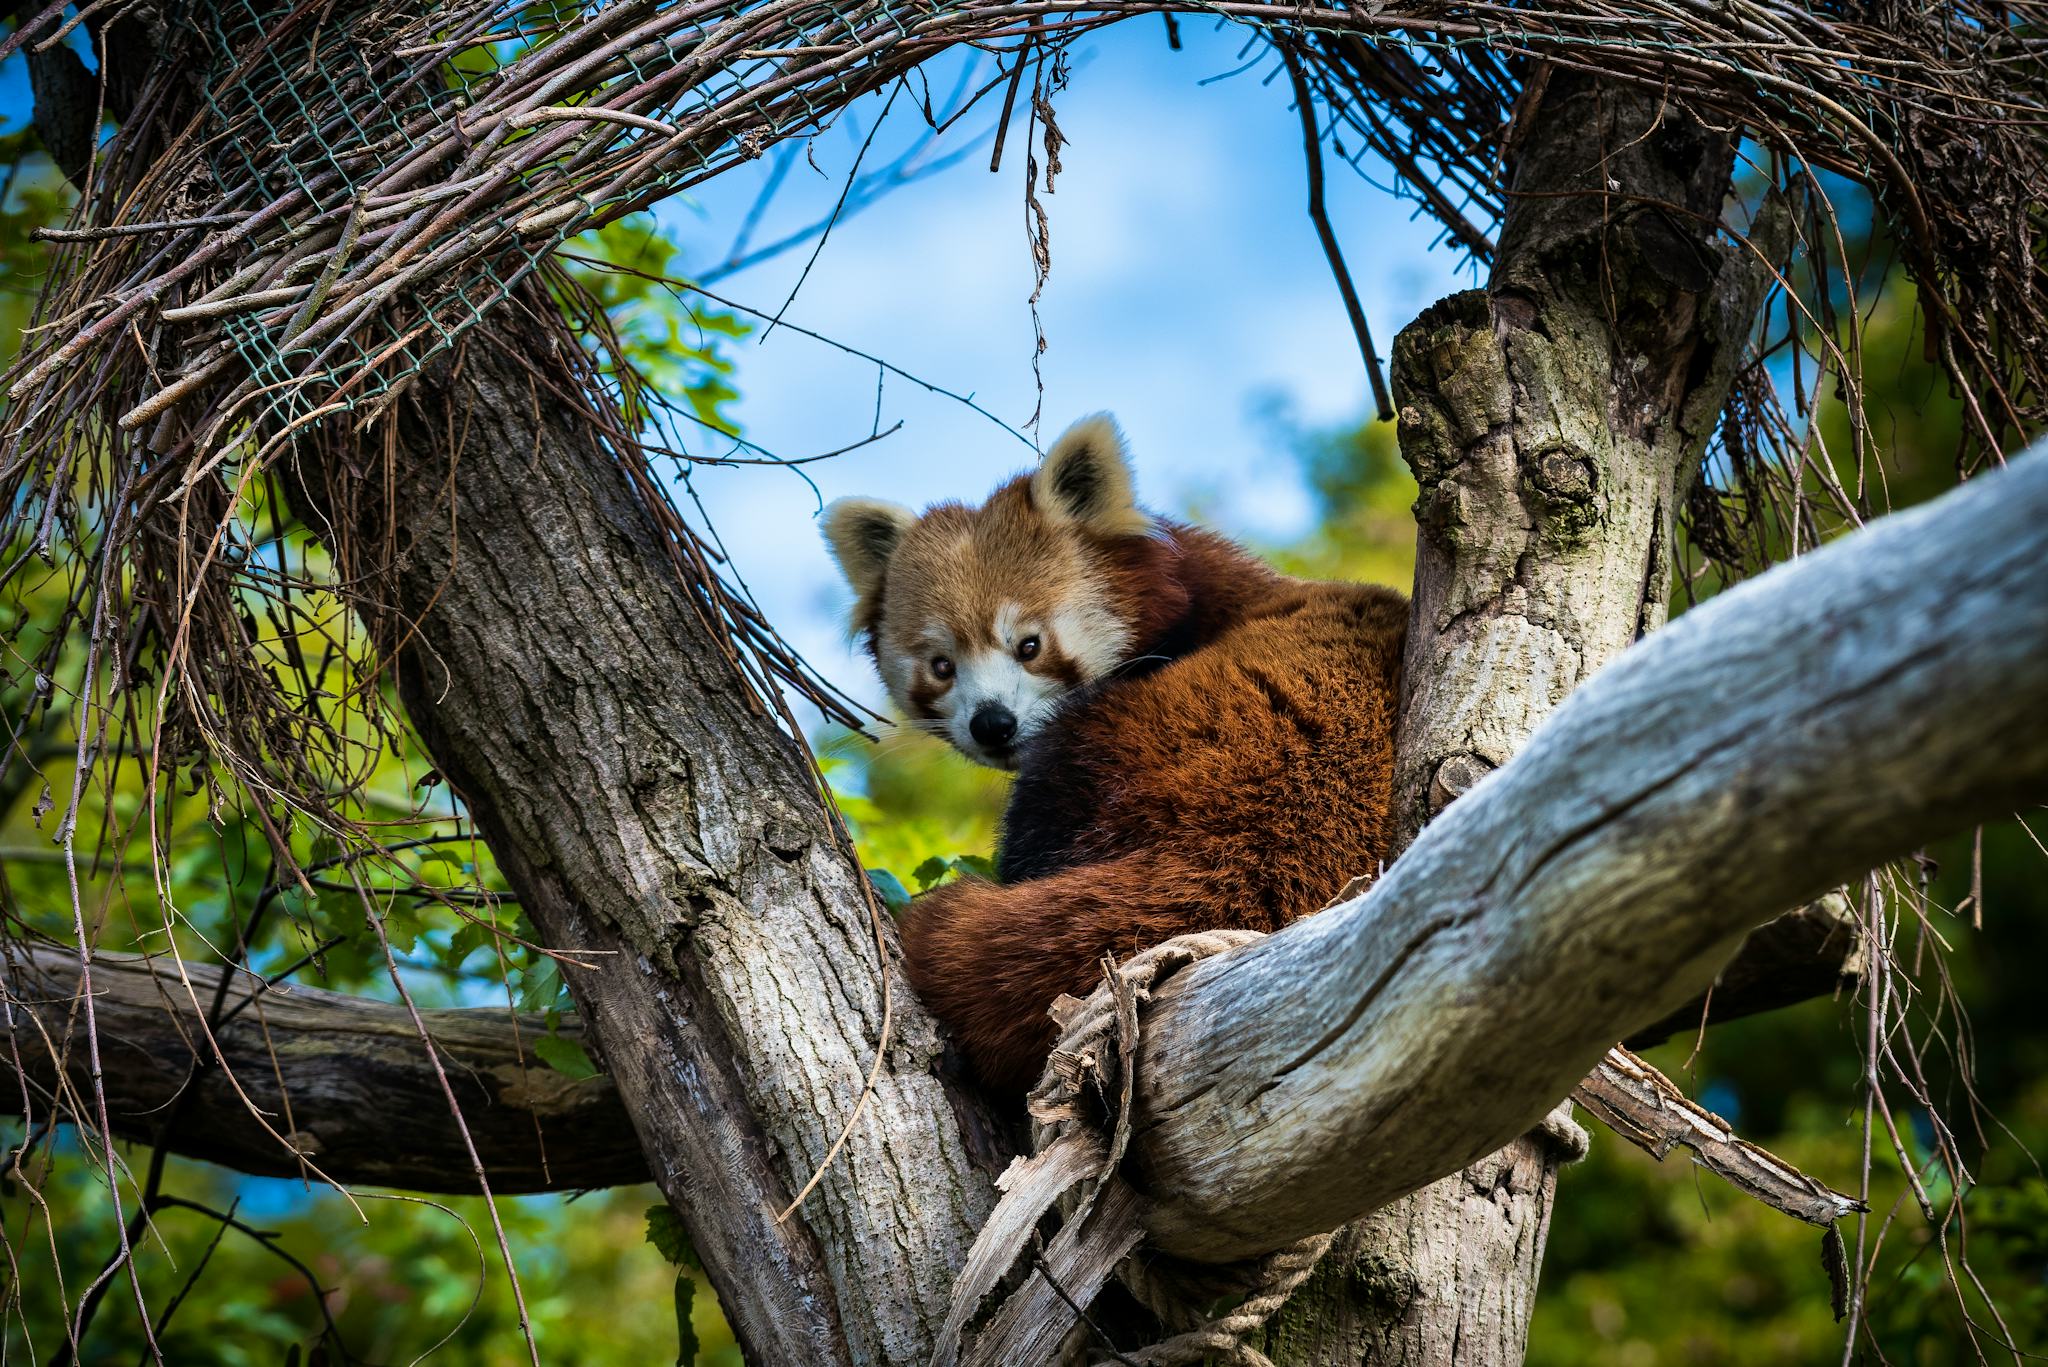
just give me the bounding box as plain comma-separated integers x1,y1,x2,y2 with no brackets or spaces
1,22,1475,716
659,23,1471,715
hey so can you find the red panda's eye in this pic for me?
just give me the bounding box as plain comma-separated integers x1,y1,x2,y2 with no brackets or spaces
931,656,955,680
1016,636,1041,662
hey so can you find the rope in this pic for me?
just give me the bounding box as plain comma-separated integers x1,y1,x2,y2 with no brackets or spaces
1013,930,1337,1367
1111,1232,1337,1367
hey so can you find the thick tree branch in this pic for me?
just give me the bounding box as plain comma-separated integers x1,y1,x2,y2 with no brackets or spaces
1626,895,1860,1050
0,944,645,1193
0,906,1855,1197
19,11,999,1356
1131,446,2048,1264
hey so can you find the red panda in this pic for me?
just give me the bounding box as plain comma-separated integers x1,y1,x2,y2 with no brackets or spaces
823,415,1407,1096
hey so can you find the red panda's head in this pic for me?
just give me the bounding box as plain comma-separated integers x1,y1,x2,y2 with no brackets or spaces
822,414,1166,769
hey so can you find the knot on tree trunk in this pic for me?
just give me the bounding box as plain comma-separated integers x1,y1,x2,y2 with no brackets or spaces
934,931,1335,1367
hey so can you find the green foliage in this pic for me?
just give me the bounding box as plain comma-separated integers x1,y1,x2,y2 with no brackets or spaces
3,79,2034,1357
674,1272,702,1367
1810,279,1964,501
531,1033,599,1080
1269,415,1421,590
819,743,1008,907
0,134,75,344
1534,858,2048,1365
866,866,914,910
914,852,999,888
645,1205,700,1270
1263,289,2045,1362
0,163,745,1364
1528,279,2040,1360
1,1151,739,1366
563,213,749,436
516,956,564,1014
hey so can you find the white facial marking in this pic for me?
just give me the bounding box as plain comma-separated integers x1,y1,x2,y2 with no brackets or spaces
946,645,1063,764
880,650,915,702
993,601,1025,648
884,592,1136,769
1051,600,1131,681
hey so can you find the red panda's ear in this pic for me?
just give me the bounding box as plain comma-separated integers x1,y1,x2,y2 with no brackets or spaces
1033,414,1152,537
821,497,917,606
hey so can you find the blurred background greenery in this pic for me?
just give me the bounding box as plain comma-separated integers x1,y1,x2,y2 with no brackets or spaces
2,109,2042,1366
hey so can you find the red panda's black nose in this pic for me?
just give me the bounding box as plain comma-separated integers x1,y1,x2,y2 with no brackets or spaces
970,704,1018,748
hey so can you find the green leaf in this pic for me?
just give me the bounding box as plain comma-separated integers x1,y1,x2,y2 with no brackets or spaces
382,904,423,956
532,1034,599,1080
833,792,884,829
277,884,319,924
866,868,912,910
446,920,491,969
517,959,562,1013
291,885,367,944
951,854,999,883
645,1205,698,1269
673,1273,699,1367
911,855,952,891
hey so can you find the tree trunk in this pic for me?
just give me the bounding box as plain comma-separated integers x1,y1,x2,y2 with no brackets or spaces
939,437,2046,1356
5,10,1000,1356
1253,71,1781,1364
292,320,1000,1365
252,65,1816,1367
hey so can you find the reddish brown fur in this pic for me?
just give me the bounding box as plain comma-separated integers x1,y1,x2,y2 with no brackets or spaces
897,506,1407,1096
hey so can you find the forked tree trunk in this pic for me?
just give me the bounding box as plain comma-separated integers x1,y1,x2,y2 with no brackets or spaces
16,19,996,1361
292,331,1001,1365
1252,71,1781,1363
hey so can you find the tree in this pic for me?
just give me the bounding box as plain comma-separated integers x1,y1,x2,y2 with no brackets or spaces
2,0,2044,1363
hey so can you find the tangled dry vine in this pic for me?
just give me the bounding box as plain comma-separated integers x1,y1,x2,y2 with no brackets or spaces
3,0,2043,873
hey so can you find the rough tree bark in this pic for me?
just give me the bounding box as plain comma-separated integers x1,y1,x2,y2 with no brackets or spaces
1248,70,1783,1364
10,15,997,1360
1128,445,2048,1255
0,902,1850,1195
292,322,1000,1365
913,442,2039,1360
11,427,2030,1295
0,945,645,1192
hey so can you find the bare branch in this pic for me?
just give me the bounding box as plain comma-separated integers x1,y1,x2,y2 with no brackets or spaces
0,901,1862,1202
1,944,646,1193
1574,1047,1864,1227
